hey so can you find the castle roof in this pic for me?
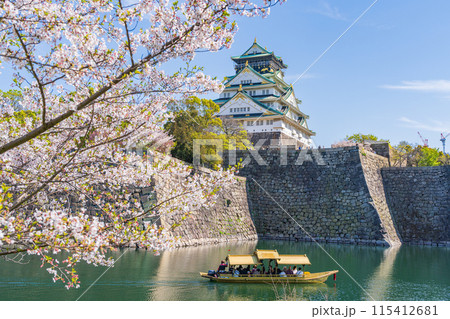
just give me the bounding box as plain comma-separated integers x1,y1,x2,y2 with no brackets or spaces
231,40,287,69
215,40,315,140
216,89,283,116
224,64,275,86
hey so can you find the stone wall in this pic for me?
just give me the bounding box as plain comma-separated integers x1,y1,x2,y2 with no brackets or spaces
223,146,393,246
366,142,392,161
140,167,257,247
137,149,449,248
359,149,401,246
381,166,450,246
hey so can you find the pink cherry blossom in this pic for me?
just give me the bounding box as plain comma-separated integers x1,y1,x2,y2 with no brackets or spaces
0,0,284,288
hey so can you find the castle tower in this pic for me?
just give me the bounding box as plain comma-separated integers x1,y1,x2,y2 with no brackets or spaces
214,40,315,148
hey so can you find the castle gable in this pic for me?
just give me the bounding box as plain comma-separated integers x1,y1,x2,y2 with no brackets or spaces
218,92,278,117
226,66,274,87
283,87,299,110
242,42,270,56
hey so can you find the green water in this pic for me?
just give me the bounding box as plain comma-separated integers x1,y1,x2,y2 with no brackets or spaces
0,240,448,301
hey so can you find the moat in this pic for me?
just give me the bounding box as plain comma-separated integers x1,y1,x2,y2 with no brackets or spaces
0,240,448,301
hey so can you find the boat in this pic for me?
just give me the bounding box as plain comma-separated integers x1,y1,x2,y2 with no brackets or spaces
200,249,338,284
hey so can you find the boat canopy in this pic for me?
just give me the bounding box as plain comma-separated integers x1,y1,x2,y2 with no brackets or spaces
255,249,280,260
227,255,261,266
276,254,311,265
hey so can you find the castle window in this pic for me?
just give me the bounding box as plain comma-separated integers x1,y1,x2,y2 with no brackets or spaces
241,80,252,85
266,120,273,125
247,121,253,126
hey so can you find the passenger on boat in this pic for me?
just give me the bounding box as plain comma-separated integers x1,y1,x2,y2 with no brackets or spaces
297,266,304,277
292,266,298,275
279,267,287,277
286,266,293,275
245,265,251,274
233,268,240,277
275,267,281,275
251,265,260,275
217,260,227,273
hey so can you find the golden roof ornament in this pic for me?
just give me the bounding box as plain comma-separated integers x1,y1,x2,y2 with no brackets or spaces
245,60,249,66
254,37,257,43
238,84,243,91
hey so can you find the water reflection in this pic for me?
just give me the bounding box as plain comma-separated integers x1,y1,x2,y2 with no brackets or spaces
365,246,400,301
271,283,336,301
150,241,258,300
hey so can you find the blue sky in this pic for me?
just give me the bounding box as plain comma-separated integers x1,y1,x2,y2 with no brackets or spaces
194,0,450,150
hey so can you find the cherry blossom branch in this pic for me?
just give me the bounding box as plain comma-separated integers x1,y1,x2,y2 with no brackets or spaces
13,26,47,124
0,22,199,155
118,0,135,66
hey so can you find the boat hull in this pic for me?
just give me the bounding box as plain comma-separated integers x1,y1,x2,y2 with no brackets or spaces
200,270,338,284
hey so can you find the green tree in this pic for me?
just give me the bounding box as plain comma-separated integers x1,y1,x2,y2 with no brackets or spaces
438,153,450,165
391,141,416,167
417,147,442,167
391,141,448,167
164,97,249,167
346,133,389,144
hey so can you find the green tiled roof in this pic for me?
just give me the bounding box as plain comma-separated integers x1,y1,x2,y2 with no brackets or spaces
224,64,276,86
231,41,287,68
231,53,272,59
219,90,283,116
241,41,271,56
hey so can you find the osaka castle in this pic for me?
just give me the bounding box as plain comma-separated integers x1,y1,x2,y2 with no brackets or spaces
214,40,315,149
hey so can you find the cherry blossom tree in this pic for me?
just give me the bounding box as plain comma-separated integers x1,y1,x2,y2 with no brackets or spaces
0,0,283,288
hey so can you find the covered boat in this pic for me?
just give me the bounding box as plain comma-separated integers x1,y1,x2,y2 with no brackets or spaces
200,249,338,284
